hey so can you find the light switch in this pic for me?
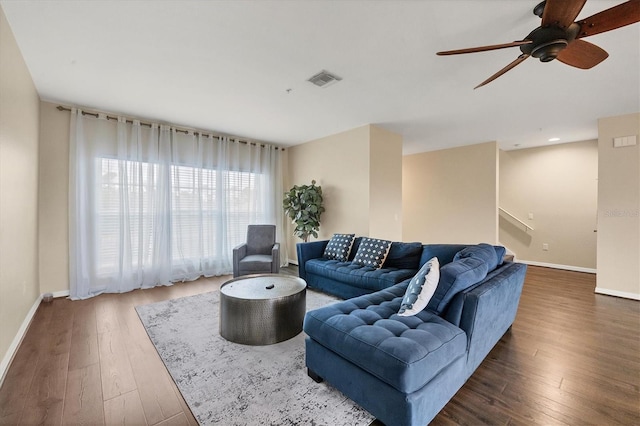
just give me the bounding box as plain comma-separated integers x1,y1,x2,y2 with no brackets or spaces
613,135,638,148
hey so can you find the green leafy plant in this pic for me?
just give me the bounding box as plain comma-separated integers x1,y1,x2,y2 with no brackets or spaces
283,180,325,242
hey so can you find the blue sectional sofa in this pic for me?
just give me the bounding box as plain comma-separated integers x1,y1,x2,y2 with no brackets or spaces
297,238,433,299
299,240,527,426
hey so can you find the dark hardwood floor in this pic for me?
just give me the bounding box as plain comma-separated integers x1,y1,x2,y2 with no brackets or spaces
430,267,640,426
0,266,638,425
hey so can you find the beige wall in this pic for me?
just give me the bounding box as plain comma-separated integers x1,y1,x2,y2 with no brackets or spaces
286,124,403,261
38,102,70,294
0,6,41,376
403,141,499,244
499,141,598,270
597,113,640,299
369,125,402,240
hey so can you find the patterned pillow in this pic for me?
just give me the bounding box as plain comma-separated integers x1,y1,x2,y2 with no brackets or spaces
398,257,440,316
352,237,392,269
323,234,355,261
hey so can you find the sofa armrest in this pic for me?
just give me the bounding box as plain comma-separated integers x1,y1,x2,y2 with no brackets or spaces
458,262,527,374
232,243,247,277
271,243,281,272
296,240,329,281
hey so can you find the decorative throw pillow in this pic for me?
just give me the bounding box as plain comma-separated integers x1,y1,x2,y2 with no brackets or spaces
426,257,489,314
383,242,423,270
352,237,392,269
398,257,440,316
323,233,355,261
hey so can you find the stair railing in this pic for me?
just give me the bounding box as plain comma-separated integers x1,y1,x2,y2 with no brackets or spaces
499,207,534,232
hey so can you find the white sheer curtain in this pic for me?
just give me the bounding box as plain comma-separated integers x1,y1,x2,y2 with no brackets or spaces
69,109,287,300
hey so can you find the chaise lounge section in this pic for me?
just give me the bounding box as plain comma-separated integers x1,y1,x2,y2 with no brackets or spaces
300,240,527,426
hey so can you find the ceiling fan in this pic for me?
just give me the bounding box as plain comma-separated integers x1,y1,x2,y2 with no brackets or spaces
437,0,640,88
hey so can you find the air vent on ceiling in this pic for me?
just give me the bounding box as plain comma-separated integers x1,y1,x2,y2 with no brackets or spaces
307,70,342,88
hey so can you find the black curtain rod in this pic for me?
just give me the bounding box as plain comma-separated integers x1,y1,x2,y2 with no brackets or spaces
56,105,284,151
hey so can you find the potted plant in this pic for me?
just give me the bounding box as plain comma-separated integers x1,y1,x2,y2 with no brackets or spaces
283,180,325,242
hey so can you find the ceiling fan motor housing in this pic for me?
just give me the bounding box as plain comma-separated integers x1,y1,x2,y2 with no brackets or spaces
521,26,570,62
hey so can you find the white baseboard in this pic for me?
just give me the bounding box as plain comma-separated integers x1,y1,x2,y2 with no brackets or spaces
0,294,42,388
520,260,639,300
51,290,70,298
595,287,640,301
0,289,69,387
518,259,596,274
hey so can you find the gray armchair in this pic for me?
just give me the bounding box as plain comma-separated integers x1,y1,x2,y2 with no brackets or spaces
233,225,280,277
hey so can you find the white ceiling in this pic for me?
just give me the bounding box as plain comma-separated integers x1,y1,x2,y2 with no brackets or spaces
2,0,639,154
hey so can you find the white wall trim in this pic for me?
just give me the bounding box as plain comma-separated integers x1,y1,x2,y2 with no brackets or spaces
0,294,42,388
51,290,70,298
0,290,69,388
594,287,640,301
518,259,596,274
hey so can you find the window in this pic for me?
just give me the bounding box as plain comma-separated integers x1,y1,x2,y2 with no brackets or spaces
97,158,266,277
70,111,285,299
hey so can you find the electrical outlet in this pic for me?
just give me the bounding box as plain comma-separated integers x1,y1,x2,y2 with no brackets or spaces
542,243,549,251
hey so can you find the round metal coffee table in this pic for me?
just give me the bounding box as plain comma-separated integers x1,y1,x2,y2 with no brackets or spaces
219,274,307,345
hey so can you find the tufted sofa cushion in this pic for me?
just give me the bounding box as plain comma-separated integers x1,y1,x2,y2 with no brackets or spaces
303,284,467,394
305,258,417,292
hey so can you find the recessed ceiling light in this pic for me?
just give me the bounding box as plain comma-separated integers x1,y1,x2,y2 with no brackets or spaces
548,137,560,142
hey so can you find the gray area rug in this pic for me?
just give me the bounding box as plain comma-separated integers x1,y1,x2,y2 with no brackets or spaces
136,288,374,425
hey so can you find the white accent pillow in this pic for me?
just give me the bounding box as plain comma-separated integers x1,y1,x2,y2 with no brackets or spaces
398,257,440,316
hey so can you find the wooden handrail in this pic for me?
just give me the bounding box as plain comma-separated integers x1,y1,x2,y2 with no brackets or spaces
499,207,534,232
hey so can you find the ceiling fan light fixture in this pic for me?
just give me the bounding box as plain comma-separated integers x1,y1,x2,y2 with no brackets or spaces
532,39,569,62
521,26,570,62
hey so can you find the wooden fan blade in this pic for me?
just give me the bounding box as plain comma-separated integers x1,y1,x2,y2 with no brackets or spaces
576,0,640,39
436,40,532,56
557,40,609,69
542,0,587,29
474,54,530,89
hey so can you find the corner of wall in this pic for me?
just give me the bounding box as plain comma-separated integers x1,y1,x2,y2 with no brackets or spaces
0,4,42,386
596,112,640,299
38,101,71,295
403,141,499,244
